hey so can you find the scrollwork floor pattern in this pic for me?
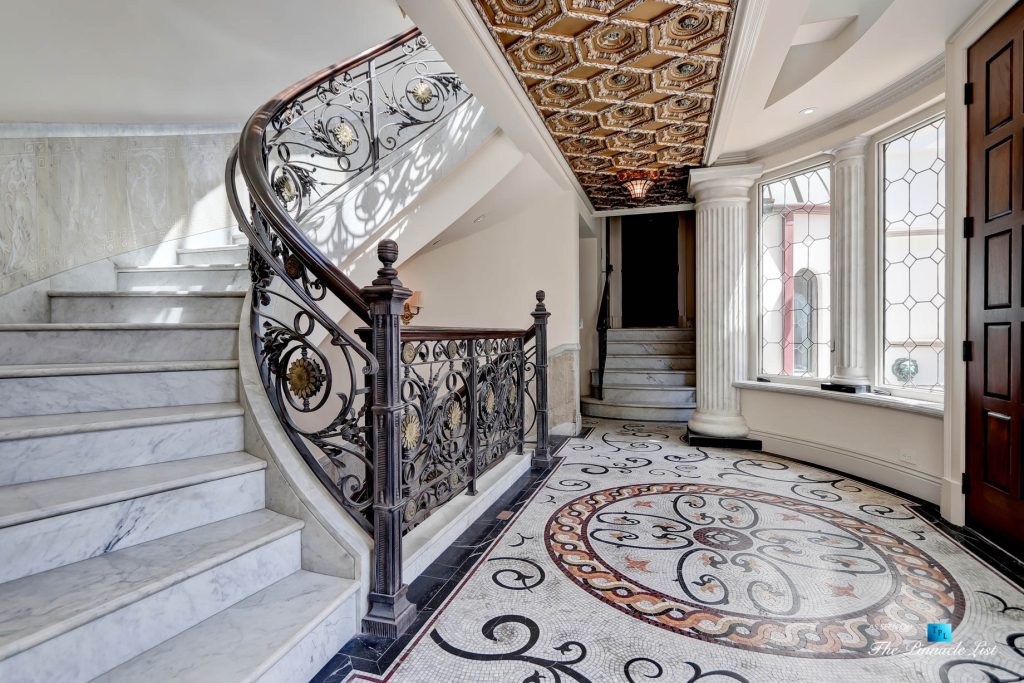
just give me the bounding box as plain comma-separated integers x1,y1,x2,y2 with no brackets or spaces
342,420,1024,683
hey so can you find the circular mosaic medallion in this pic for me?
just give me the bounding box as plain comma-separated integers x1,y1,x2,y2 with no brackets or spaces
546,484,963,658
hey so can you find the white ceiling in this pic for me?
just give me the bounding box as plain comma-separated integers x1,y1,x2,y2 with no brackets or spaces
715,0,983,157
0,0,411,124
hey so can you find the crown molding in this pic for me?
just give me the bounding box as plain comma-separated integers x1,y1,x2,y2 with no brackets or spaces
0,121,241,139
594,202,694,217
705,0,771,166
718,52,945,165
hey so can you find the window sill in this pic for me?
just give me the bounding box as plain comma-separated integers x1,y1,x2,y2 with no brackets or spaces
733,380,944,418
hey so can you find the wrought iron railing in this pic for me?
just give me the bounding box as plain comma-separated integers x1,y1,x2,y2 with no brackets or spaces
226,28,550,638
595,264,612,400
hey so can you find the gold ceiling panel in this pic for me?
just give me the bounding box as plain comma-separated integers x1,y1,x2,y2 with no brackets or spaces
472,0,734,209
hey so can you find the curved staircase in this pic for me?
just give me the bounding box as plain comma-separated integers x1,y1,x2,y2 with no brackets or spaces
582,327,697,422
0,232,358,683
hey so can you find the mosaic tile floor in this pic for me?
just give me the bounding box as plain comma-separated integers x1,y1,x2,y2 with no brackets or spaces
339,420,1024,683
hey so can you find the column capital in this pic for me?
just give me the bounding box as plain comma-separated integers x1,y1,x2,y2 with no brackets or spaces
830,136,869,162
688,163,764,204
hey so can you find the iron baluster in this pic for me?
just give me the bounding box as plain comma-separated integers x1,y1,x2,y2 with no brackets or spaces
516,337,526,455
467,343,479,496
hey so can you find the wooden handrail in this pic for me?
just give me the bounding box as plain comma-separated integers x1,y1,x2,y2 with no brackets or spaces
236,27,422,326
357,326,530,341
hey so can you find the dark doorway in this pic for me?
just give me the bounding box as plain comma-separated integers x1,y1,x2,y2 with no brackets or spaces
621,212,678,327
966,1,1024,551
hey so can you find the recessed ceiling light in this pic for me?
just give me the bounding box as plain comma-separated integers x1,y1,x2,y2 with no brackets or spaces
799,107,817,116
473,214,486,223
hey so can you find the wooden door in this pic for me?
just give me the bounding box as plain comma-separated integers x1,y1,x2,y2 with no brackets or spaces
967,0,1024,549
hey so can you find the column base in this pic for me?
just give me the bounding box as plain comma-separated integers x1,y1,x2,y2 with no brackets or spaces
821,382,870,394
687,411,749,439
362,586,417,639
685,426,762,450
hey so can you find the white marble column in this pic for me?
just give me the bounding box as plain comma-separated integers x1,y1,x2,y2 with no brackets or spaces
687,164,763,438
827,137,871,388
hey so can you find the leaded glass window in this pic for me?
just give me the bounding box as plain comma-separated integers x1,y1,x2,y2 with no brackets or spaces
881,117,945,392
759,166,831,378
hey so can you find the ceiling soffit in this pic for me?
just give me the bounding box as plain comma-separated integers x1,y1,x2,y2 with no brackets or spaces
472,0,734,210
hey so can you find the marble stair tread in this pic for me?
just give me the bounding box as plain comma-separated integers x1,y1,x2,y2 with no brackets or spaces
606,353,695,360
600,383,697,391
581,397,697,408
0,360,238,379
116,265,249,271
0,322,238,332
95,570,357,683
0,510,302,661
0,450,263,529
47,291,246,298
0,402,243,442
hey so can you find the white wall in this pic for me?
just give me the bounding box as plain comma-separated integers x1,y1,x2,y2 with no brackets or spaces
0,0,410,124
740,385,943,502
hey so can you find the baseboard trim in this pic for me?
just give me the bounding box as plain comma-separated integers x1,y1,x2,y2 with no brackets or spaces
750,429,942,504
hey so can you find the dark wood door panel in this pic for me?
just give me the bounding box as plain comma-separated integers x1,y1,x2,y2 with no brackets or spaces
967,0,1024,551
985,137,1013,220
984,229,1012,308
986,42,1014,132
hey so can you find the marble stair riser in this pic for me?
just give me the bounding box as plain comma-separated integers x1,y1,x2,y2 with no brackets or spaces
95,571,357,683
607,341,695,355
230,232,249,245
116,267,250,292
0,369,238,418
176,246,249,266
0,511,300,661
604,355,695,371
0,534,300,683
599,385,696,405
0,327,238,364
49,294,245,324
580,399,695,422
0,414,243,485
606,329,695,342
0,471,264,583
590,369,696,387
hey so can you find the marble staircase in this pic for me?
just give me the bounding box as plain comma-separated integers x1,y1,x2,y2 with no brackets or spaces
0,233,358,683
581,327,697,422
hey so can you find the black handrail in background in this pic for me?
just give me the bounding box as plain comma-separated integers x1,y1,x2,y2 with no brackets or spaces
226,28,551,638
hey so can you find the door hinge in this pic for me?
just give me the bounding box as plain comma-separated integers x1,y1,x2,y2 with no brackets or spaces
964,82,974,105
963,340,974,362
961,472,970,495
963,216,974,238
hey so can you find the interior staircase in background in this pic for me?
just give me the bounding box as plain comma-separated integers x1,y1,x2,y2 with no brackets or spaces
0,231,358,683
582,327,696,422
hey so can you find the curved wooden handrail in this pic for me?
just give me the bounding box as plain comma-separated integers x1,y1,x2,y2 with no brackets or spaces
236,27,422,326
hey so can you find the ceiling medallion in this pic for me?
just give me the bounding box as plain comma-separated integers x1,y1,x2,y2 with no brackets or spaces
618,170,660,201
529,41,562,62
675,13,709,35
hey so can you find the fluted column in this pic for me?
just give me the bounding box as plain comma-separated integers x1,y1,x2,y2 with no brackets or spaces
687,164,763,439
827,137,870,389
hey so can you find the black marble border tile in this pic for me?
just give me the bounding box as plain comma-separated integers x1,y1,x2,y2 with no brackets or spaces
310,436,576,682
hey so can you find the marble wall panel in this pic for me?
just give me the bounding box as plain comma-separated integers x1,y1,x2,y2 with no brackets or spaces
0,131,238,297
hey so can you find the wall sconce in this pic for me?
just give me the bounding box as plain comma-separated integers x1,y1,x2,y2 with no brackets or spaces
401,290,423,325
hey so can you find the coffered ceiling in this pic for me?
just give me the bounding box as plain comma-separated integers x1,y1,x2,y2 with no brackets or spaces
471,0,734,210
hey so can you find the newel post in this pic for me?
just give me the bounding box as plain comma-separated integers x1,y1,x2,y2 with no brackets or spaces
361,239,416,638
531,291,551,469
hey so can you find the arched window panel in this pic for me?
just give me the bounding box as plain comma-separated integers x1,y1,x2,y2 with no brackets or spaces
881,117,945,392
758,165,832,379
